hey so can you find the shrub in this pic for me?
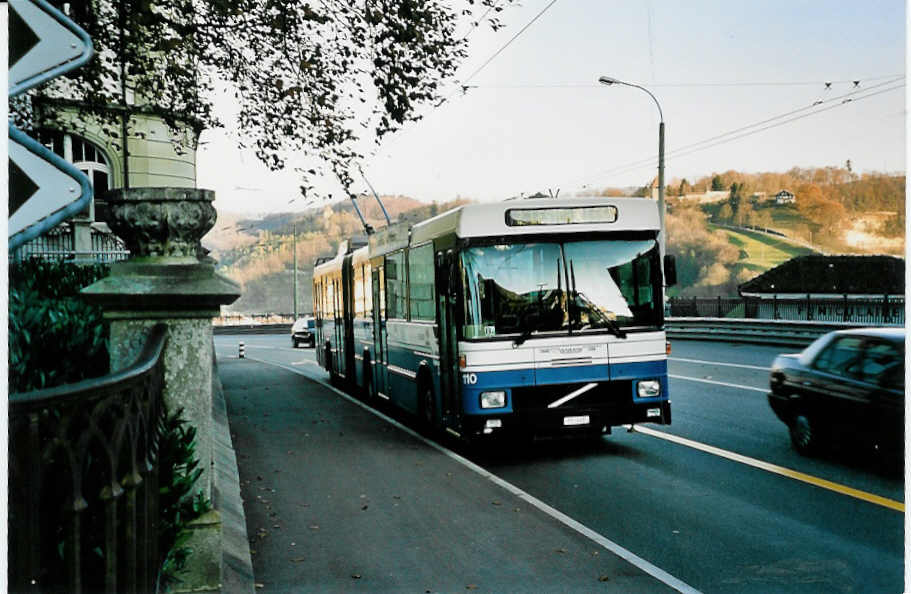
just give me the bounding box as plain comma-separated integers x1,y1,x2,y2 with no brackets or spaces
8,259,110,392
157,409,213,591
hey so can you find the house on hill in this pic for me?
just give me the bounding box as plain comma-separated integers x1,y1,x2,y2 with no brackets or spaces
738,254,905,323
774,189,796,205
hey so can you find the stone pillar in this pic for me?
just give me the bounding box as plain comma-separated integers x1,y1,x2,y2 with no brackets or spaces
83,187,240,498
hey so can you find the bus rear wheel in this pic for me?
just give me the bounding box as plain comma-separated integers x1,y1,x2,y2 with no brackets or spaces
418,384,435,434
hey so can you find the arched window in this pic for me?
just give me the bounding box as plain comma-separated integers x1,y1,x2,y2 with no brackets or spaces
36,130,111,220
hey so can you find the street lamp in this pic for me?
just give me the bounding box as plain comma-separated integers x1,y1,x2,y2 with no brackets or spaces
597,75,666,258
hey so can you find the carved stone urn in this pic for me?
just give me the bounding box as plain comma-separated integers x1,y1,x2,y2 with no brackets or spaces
104,187,217,261
83,187,240,316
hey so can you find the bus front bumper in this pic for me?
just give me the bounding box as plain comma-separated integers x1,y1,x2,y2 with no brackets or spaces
462,400,671,439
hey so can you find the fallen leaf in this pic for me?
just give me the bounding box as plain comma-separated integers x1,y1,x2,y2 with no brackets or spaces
491,501,501,506
466,586,478,591
362,505,369,511
291,557,306,563
555,548,567,554
599,575,610,582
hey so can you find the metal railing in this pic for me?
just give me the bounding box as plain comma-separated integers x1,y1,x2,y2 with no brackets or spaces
9,324,168,594
669,295,904,325
10,223,130,263
664,317,887,347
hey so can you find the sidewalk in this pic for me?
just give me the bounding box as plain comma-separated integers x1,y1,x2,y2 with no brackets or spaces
219,357,677,593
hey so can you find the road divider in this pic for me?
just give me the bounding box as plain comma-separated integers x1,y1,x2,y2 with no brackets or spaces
631,425,904,513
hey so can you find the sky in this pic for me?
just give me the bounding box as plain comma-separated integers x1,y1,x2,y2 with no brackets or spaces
196,0,907,215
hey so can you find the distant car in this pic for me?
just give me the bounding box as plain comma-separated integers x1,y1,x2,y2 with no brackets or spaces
291,316,316,348
768,328,904,456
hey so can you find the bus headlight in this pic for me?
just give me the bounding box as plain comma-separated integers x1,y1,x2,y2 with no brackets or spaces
480,391,507,409
637,380,661,398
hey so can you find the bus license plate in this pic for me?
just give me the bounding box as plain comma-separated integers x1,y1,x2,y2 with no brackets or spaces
563,415,590,426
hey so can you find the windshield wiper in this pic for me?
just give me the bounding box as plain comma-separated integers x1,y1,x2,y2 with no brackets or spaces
602,314,627,340
570,259,626,339
512,324,535,348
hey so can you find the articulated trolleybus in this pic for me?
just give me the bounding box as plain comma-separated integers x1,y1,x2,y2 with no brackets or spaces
313,196,676,440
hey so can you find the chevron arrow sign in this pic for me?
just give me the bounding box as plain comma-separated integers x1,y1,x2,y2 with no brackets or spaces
9,0,93,97
8,124,93,250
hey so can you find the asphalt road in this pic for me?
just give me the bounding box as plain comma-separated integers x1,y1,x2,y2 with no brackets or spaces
215,334,904,593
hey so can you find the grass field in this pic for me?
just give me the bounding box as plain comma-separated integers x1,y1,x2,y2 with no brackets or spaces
710,224,817,273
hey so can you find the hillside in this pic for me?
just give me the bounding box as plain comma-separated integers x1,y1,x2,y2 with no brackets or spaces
207,167,905,311
204,196,469,314
680,168,904,256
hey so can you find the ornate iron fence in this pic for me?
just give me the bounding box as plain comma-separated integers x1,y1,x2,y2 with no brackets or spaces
10,223,130,263
9,324,168,594
669,295,904,326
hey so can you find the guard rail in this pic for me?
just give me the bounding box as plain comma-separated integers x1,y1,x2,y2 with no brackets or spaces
664,317,898,347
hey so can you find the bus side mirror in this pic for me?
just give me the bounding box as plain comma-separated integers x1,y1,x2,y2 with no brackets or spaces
663,254,677,287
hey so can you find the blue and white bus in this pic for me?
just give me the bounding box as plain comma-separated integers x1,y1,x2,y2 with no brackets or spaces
313,196,677,440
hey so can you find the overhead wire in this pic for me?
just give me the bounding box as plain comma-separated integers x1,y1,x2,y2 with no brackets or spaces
436,0,560,107
462,74,904,89
570,76,905,186
458,0,503,42
590,76,904,178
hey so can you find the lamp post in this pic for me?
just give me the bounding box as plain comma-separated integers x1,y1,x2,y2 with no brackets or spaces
597,76,666,258
292,221,298,319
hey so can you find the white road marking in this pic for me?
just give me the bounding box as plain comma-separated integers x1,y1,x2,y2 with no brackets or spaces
237,355,702,594
670,374,767,393
670,357,770,371
291,360,318,366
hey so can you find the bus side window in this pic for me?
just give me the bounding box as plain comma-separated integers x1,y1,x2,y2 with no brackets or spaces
385,251,406,319
364,263,373,317
409,243,435,321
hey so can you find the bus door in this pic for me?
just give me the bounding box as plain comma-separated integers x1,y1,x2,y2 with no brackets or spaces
341,254,356,384
435,249,461,428
333,276,345,378
371,266,389,397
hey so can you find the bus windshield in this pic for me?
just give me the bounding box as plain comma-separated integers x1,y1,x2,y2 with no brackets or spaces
461,239,660,339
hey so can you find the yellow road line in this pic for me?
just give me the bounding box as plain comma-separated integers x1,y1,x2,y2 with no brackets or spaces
632,424,904,513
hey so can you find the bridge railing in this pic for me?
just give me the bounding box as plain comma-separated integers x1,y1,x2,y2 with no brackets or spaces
9,324,168,594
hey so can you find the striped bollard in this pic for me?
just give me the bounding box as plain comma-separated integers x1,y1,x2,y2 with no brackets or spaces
239,341,245,358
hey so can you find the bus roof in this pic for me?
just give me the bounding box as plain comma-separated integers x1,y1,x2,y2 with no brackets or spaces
409,196,659,246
